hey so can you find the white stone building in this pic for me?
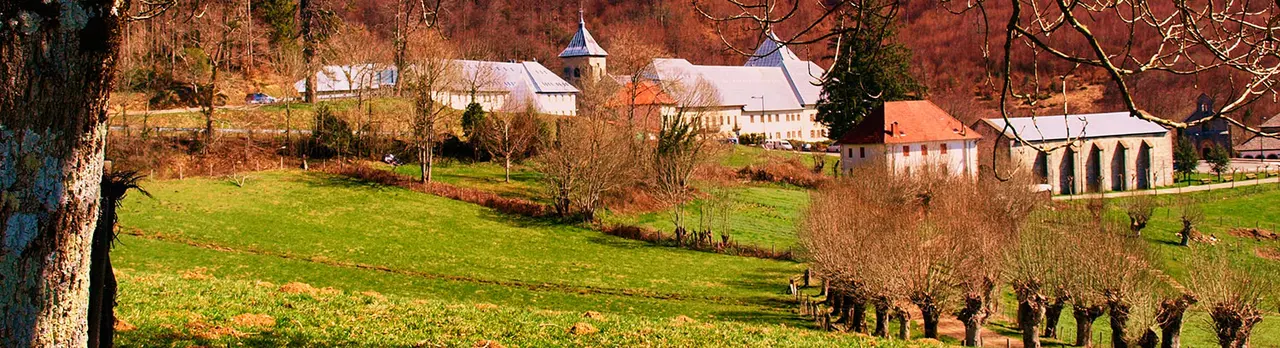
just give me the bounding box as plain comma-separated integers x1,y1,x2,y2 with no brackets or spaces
974,112,1175,194
1239,117,1280,159
559,16,831,142
836,100,981,177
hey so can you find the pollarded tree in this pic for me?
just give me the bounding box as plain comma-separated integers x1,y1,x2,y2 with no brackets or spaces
0,0,134,345
1176,197,1204,247
1190,249,1276,348
1125,195,1158,237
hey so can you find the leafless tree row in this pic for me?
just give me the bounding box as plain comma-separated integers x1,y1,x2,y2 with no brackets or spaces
804,163,1275,347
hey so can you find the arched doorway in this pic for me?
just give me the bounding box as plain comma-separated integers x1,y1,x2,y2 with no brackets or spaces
1111,143,1128,191
1085,145,1103,193
1060,148,1077,195
1032,152,1049,185
1137,142,1153,189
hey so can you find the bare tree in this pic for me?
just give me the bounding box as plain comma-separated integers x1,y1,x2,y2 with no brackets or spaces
1176,197,1204,247
391,0,442,96
0,0,170,345
401,30,459,183
1125,196,1158,237
480,102,539,182
1190,249,1275,348
651,78,721,239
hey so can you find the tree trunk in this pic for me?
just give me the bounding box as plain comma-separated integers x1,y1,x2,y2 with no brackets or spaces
1110,301,1132,348
895,308,911,340
300,0,318,103
873,300,890,338
87,191,118,348
0,0,124,345
1044,296,1067,338
1180,221,1193,246
1158,295,1195,348
832,292,848,324
419,147,429,184
504,157,511,182
914,296,940,339
1137,328,1159,348
1074,304,1106,347
850,296,868,333
957,293,987,347
1018,297,1046,348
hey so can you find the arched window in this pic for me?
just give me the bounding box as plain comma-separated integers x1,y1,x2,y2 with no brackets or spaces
574,68,581,78
564,67,571,78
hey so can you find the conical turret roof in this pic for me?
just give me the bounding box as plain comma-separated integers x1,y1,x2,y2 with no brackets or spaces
559,10,608,58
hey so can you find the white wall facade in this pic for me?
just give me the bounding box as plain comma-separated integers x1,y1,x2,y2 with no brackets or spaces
841,140,980,178
435,90,578,116
1002,134,1175,194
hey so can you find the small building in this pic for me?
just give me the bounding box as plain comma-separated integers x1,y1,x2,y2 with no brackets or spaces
296,61,579,116
1237,116,1280,159
1183,93,1234,157
434,60,580,116
836,100,981,177
974,112,1174,194
294,64,397,100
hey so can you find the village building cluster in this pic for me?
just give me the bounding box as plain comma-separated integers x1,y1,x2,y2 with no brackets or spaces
295,14,1206,193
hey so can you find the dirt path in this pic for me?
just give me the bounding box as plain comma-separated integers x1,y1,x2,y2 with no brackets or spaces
909,308,1024,348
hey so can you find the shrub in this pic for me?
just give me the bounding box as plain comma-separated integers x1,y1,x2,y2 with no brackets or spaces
310,104,357,159
736,158,829,188
738,133,766,145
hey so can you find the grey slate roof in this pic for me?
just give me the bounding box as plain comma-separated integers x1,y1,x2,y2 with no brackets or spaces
744,32,801,67
293,64,396,94
559,15,608,58
646,54,825,112
454,60,578,94
982,112,1170,142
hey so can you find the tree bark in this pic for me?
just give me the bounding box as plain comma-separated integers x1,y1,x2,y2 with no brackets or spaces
504,157,511,182
1180,220,1193,246
832,291,848,324
850,296,868,333
300,0,318,103
0,0,124,345
1073,303,1106,347
895,308,911,340
1044,296,1068,338
1157,295,1195,348
873,300,890,338
913,295,940,339
957,293,987,347
1110,301,1132,348
1017,289,1047,348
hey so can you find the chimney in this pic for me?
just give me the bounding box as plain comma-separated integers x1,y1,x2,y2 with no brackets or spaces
890,122,899,137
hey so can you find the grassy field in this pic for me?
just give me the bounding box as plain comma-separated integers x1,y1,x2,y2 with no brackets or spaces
390,160,546,203
603,184,810,249
115,269,912,347
108,98,411,131
720,145,838,173
111,171,903,346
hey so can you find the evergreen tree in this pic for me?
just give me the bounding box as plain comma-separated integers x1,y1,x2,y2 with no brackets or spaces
461,102,486,140
1206,144,1232,181
1173,137,1199,182
816,10,924,140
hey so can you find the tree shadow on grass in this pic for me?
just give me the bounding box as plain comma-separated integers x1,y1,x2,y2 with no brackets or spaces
119,326,360,348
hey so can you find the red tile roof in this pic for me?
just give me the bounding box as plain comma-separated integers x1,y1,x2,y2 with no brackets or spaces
837,100,982,144
608,81,675,107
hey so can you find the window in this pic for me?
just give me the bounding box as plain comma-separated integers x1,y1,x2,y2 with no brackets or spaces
776,132,781,139
847,148,854,158
922,145,929,156
574,68,581,78
902,145,910,156
860,147,866,158
940,143,948,154
750,115,755,123
564,67,571,78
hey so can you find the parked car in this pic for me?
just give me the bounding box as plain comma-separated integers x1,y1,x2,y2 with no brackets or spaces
763,140,794,151
245,93,279,104
825,144,841,153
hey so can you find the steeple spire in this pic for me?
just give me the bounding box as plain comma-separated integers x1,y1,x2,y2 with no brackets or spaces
559,9,608,58
745,31,801,67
